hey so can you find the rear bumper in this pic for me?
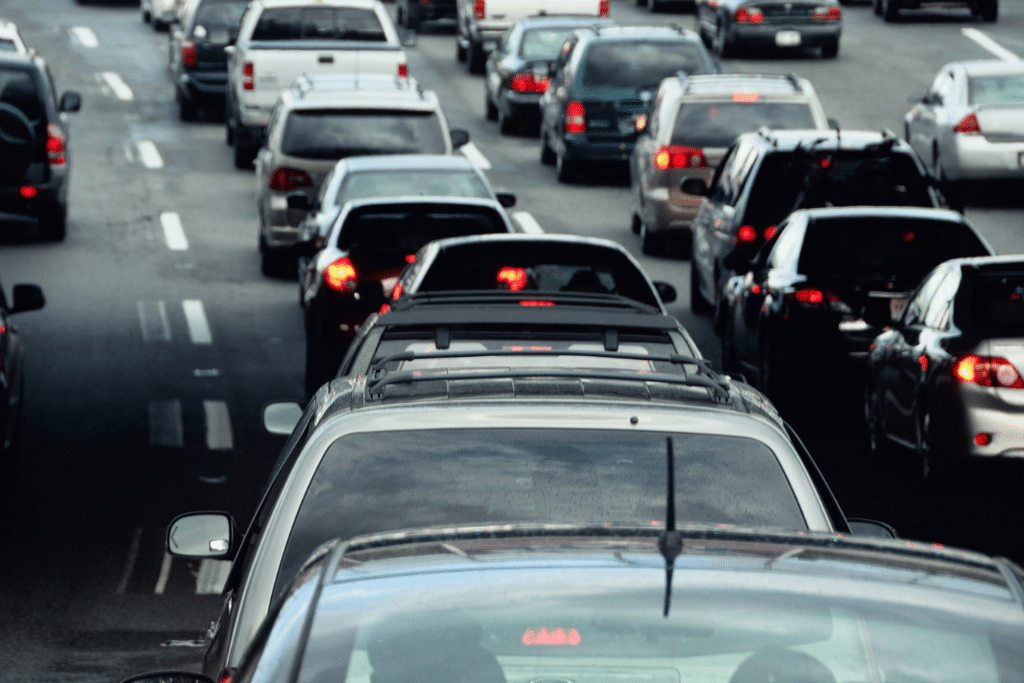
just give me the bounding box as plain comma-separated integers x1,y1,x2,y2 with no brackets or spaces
959,387,1024,458
731,23,841,46
0,173,67,226
180,72,228,104
562,134,637,163
945,136,1024,181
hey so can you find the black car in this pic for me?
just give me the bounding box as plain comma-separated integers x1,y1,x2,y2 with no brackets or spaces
874,0,996,21
396,0,457,30
0,279,45,484
0,52,80,240
484,16,615,135
695,0,842,58
169,0,249,121
718,207,992,405
538,25,716,183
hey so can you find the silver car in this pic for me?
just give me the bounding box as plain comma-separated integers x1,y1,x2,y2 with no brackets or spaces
905,60,1024,187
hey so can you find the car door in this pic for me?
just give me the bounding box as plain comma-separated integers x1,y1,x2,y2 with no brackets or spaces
908,70,954,175
691,142,741,301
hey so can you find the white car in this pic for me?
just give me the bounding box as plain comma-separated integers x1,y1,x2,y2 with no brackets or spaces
0,18,28,54
141,0,180,29
905,60,1024,188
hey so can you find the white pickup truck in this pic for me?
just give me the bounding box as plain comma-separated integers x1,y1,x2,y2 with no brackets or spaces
456,0,609,73
225,0,408,168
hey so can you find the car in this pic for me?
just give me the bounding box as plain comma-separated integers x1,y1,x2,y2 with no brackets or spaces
395,0,457,30
168,0,249,121
718,207,993,407
904,60,1024,195
538,25,717,184
865,255,1024,486
161,340,887,683
142,0,180,29
695,0,842,58
0,279,44,485
298,197,518,394
874,0,995,21
0,52,81,241
685,128,950,318
255,75,470,276
484,16,615,135
629,72,832,256
0,18,28,54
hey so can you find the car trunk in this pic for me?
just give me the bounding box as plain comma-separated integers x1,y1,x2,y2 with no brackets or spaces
976,105,1024,143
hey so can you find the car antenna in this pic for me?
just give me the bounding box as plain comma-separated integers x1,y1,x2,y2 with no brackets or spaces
657,436,682,618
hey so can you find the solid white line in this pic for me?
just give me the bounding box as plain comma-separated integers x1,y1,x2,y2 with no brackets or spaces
513,211,544,234
70,27,99,48
460,141,492,170
204,400,233,450
154,552,173,595
962,28,1021,62
115,527,143,595
183,300,213,344
161,212,189,251
196,560,232,595
149,400,184,448
101,71,134,101
136,140,164,169
138,300,171,342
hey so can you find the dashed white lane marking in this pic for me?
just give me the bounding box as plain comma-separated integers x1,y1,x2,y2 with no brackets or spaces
460,141,492,170
183,300,213,344
196,559,232,594
149,400,184,448
161,212,189,251
138,300,171,342
70,27,98,48
100,71,134,101
115,527,143,595
962,28,1021,62
513,211,544,234
136,140,164,169
154,552,173,595
203,400,233,450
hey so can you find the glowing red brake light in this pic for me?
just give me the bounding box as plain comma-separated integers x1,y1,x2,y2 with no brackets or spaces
735,225,757,245
242,62,254,90
955,355,1023,388
181,39,197,67
565,101,586,134
523,628,581,645
219,669,235,683
325,257,358,291
813,5,841,20
792,288,824,304
953,113,981,135
497,266,527,292
269,167,313,192
46,123,66,166
763,225,777,240
655,146,708,171
474,0,485,19
735,7,763,22
398,63,408,78
510,73,550,93
19,186,38,199
732,91,758,103
599,0,610,16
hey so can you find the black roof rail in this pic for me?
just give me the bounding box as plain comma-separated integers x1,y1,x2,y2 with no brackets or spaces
784,71,802,90
755,125,777,145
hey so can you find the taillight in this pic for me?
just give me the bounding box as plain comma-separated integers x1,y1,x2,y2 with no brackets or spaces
565,101,585,134
763,225,777,240
812,5,841,20
325,257,358,292
654,145,708,170
219,669,235,683
181,39,197,67
46,123,66,166
510,73,550,93
398,63,408,78
955,356,1023,388
497,266,527,291
599,0,610,16
735,225,757,245
392,282,403,300
474,0,485,19
953,113,981,135
791,288,824,305
735,7,764,23
269,167,313,193
242,62,254,91
19,186,38,199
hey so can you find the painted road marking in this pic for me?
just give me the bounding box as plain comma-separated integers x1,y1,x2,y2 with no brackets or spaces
962,28,1021,62
161,212,189,251
115,527,143,595
138,300,171,342
460,141,492,170
70,27,98,48
513,211,544,234
100,71,134,101
183,300,212,344
204,400,233,450
149,400,184,448
154,552,173,595
136,140,164,169
196,560,232,594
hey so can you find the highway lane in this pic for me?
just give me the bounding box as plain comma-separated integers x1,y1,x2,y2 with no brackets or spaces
0,1,1022,681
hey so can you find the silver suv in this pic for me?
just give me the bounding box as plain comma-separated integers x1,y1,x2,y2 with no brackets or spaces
629,72,831,256
255,74,469,275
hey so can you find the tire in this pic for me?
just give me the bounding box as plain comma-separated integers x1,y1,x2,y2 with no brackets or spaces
882,0,899,22
540,129,556,165
497,97,517,135
720,318,738,373
233,135,257,169
39,204,67,242
631,214,642,235
142,7,152,22
555,149,579,183
259,234,287,278
690,264,715,316
467,40,486,74
872,0,882,14
485,88,498,121
821,39,839,58
640,220,666,256
401,4,422,30
981,0,997,21
456,38,467,62
920,412,960,492
715,22,736,58
304,332,331,399
179,93,199,122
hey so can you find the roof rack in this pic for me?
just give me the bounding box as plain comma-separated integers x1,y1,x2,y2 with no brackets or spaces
784,71,802,90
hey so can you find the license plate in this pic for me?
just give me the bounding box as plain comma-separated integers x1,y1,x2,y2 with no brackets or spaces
775,30,801,47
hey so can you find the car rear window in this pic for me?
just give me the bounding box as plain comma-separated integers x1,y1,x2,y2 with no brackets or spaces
520,28,576,60
193,0,248,39
283,110,447,159
671,102,817,148
968,75,1024,105
582,41,711,90
338,207,507,255
0,68,43,125
251,7,386,41
276,429,808,595
337,170,490,204
965,271,1024,336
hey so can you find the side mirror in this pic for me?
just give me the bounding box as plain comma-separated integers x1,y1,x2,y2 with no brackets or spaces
654,281,676,304
679,177,708,196
119,672,215,683
10,284,44,313
166,512,235,558
263,401,304,435
286,192,313,212
59,91,81,113
449,128,470,149
847,518,898,539
496,192,516,208
827,117,840,130
224,44,236,55
399,28,417,47
722,249,754,273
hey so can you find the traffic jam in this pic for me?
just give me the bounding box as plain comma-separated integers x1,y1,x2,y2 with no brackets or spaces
2,0,1024,681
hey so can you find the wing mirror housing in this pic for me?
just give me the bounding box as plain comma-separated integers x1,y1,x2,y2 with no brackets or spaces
496,192,517,208
450,128,470,149
679,177,708,196
166,512,235,559
10,284,44,314
654,281,676,304
59,91,81,113
286,192,313,212
263,402,304,435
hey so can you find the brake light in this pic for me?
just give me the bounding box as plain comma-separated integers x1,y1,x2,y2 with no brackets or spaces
565,101,585,134
791,288,824,305
735,225,757,245
953,113,980,135
242,62,254,91
181,39,197,67
19,186,38,199
520,300,554,306
219,670,234,683
325,257,358,292
732,91,759,103
269,167,313,192
474,0,485,19
510,73,550,93
497,266,527,292
46,123,66,166
654,146,708,170
392,282,403,300
735,7,764,22
812,5,841,20
599,0,610,16
398,63,408,78
955,355,1023,388
763,225,777,240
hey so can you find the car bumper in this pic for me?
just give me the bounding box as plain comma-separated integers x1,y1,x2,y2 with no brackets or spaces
960,387,1024,458
732,23,841,47
0,175,66,225
562,134,637,163
180,72,228,104
945,136,1024,181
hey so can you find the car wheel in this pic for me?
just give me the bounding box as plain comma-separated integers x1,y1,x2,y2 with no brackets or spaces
555,149,579,183
467,40,486,74
649,0,662,11
179,94,199,122
981,0,997,20
920,412,960,492
882,0,899,21
233,135,257,169
640,219,666,256
456,36,467,62
498,97,517,135
259,236,288,278
934,151,965,212
39,204,67,242
715,22,736,58
485,88,498,121
690,264,715,316
720,320,737,373
142,6,152,22
631,214,642,235
821,39,839,58
402,5,422,30
540,129,556,165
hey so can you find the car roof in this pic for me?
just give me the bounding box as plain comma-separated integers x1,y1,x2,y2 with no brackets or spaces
340,154,478,173
944,254,1024,271
680,73,812,97
795,206,968,223
584,24,700,41
751,128,908,150
514,15,616,30
954,59,1024,77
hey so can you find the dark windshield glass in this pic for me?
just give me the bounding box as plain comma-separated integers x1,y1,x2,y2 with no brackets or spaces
520,28,575,60
283,110,446,159
671,102,817,147
337,171,490,204
251,7,386,41
194,0,248,36
338,208,506,254
969,75,1024,105
582,41,709,89
965,271,1024,336
276,429,807,595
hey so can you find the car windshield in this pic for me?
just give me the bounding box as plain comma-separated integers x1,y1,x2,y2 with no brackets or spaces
337,207,507,256
0,68,42,123
582,41,710,90
276,429,808,596
251,7,386,42
968,74,1024,105
337,170,490,204
283,110,447,159
671,102,817,148
520,28,575,60
964,271,1024,337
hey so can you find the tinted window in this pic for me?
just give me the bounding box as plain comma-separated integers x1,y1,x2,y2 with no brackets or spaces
582,41,709,90
283,110,446,159
969,75,1024,105
251,7,386,41
277,429,808,594
964,271,1024,336
338,208,507,254
337,170,490,204
671,102,817,148
520,28,576,60
193,0,248,38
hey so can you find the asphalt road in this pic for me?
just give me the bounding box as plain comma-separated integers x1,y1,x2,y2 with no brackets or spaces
0,1,1022,681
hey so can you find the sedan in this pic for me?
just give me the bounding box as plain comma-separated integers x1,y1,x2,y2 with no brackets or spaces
695,0,842,58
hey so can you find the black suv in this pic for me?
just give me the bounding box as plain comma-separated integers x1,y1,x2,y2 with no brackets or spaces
538,25,716,183
0,52,80,240
685,128,948,317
